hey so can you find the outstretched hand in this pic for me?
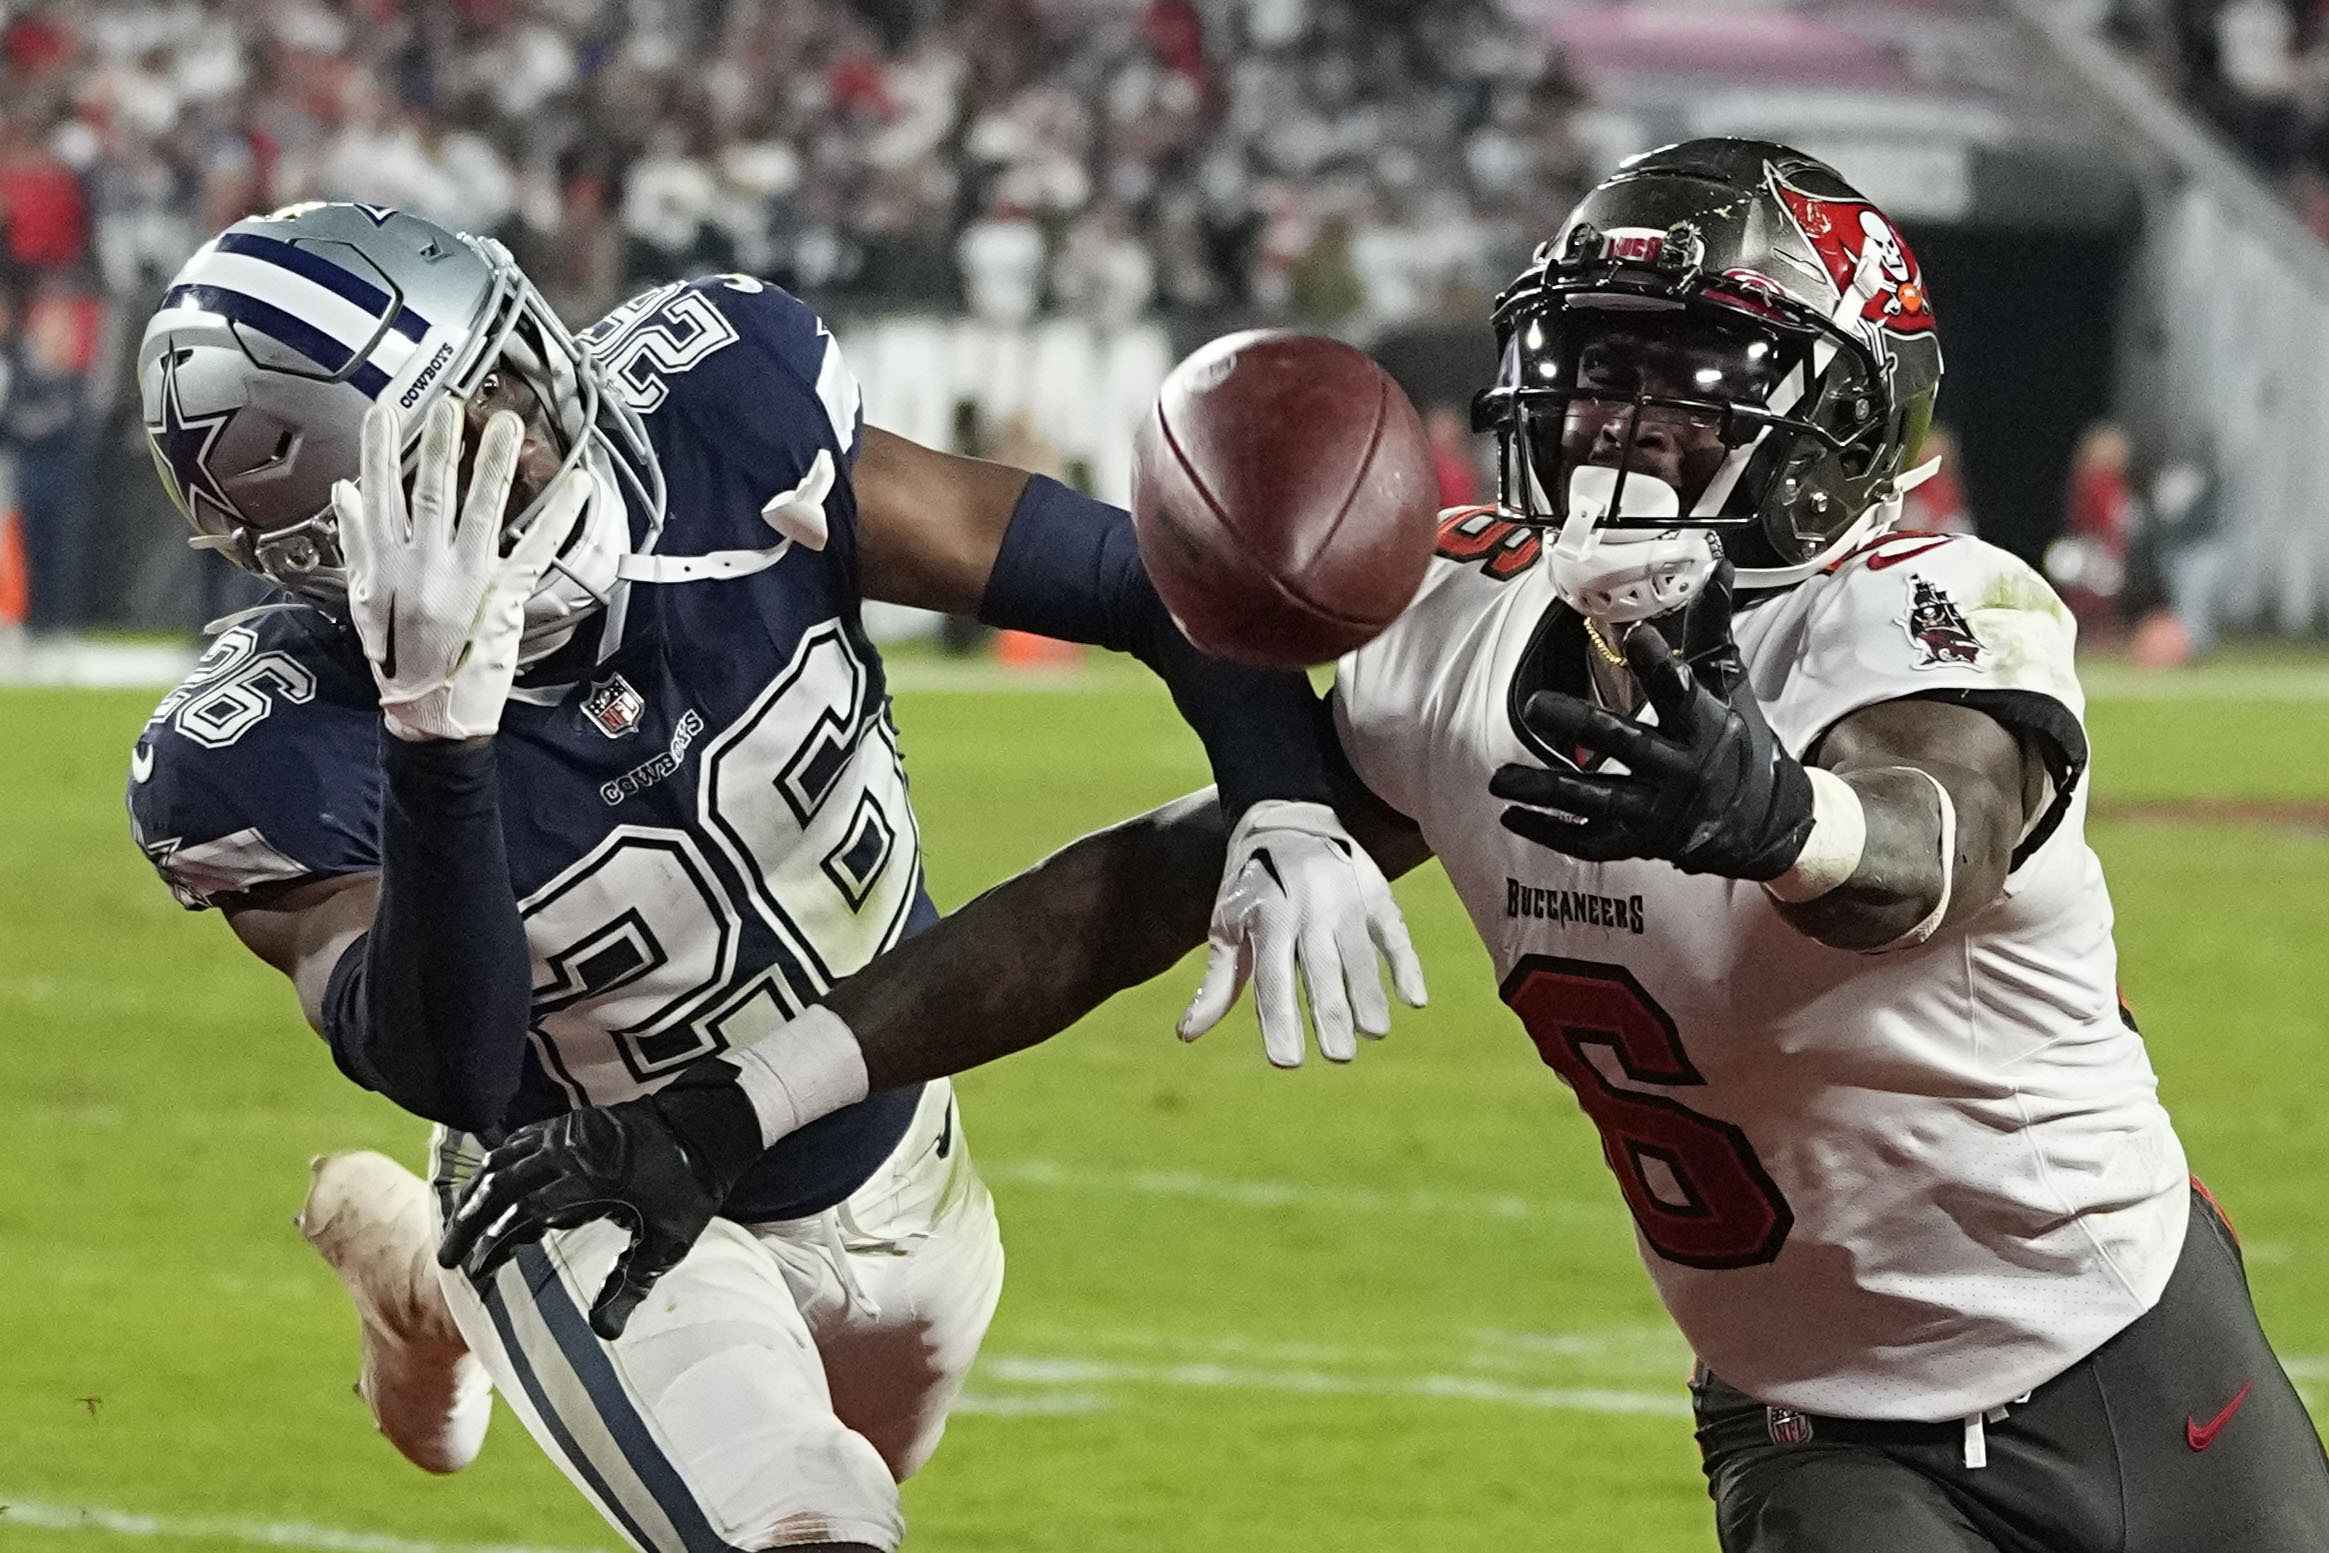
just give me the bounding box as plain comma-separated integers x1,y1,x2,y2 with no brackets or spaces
1177,799,1427,1066
335,398,586,742
1489,572,1816,881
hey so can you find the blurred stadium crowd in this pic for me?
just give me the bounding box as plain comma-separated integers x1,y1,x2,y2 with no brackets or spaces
0,0,1596,638
2111,0,2329,238
0,0,2284,653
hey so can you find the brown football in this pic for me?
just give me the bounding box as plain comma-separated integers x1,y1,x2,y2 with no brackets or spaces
1130,330,1439,669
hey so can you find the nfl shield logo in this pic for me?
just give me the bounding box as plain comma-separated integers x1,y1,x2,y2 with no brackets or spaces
582,675,647,739
1766,1407,1815,1447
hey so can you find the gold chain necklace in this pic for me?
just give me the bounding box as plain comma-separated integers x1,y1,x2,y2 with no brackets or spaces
1583,616,1628,668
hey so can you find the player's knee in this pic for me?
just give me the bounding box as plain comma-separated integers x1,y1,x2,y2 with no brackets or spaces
655,1349,903,1550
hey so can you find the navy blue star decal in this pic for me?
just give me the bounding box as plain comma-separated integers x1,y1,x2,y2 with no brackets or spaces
147,354,243,526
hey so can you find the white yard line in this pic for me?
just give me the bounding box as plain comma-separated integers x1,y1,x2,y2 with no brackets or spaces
951,1390,1113,1416
982,1158,1609,1225
0,1347,1679,1549
2081,661,2329,702
0,1498,607,1553
971,1353,1690,1417
1000,1323,1693,1379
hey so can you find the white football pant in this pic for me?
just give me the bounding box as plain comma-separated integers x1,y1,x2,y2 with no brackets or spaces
430,1080,1003,1552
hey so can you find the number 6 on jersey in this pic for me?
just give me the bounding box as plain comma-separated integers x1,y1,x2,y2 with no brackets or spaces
1504,956,1792,1269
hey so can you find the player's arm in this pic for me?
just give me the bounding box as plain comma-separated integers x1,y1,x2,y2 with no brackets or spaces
851,424,1426,1059
223,794,1218,1131
1489,563,2042,952
852,426,1332,818
439,764,1432,1337
830,778,1431,1090
214,401,586,1136
224,852,535,1130
217,740,536,1132
1766,698,2046,950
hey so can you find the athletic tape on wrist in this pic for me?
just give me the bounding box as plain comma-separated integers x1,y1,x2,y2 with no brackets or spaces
722,1005,871,1148
1763,767,1867,904
1870,769,1956,954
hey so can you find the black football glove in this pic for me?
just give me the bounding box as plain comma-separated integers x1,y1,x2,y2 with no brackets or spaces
1489,569,1815,881
436,1064,763,1340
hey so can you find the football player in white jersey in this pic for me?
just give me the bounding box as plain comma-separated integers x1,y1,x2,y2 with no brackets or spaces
446,142,2329,1550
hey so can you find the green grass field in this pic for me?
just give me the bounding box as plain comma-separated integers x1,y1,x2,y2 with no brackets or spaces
2,657,2326,1552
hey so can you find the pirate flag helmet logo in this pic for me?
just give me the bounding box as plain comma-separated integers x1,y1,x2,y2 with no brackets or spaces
1771,173,1936,343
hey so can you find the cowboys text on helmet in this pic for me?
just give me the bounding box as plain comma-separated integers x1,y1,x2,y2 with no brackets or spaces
138,202,667,659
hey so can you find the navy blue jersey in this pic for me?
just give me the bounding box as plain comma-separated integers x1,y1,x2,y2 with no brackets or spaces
129,275,931,1221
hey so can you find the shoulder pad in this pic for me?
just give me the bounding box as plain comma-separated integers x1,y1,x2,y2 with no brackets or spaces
589,275,862,461
129,616,382,908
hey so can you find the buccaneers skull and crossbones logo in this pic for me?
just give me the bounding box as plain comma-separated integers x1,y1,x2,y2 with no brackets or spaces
1771,172,1935,341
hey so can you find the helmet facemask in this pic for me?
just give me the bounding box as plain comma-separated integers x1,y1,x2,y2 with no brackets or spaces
381,240,667,663
485,307,644,661
1480,292,1892,618
1475,141,1948,615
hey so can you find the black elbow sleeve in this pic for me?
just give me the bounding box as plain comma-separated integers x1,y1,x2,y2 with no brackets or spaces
319,933,504,1134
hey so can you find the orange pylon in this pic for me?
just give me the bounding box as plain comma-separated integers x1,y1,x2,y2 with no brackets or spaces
994,629,1082,670
0,511,26,626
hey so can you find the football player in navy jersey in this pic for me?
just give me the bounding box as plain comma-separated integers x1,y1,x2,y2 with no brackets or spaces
129,202,1423,1551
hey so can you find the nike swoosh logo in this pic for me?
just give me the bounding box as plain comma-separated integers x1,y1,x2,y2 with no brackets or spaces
1865,537,1955,572
130,742,154,784
2188,1378,2255,1451
934,1101,955,1160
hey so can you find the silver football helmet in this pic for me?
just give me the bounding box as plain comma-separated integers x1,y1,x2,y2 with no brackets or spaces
138,202,666,654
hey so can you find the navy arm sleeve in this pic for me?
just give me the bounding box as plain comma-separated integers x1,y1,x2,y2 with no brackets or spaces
978,476,1332,817
321,737,533,1137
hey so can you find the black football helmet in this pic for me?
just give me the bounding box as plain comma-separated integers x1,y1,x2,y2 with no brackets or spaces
1474,138,1945,597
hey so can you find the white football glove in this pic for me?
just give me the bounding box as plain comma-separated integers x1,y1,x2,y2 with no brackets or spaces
1177,800,1428,1066
334,398,586,742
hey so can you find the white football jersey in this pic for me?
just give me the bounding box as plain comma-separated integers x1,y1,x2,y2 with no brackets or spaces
1335,525,2188,1421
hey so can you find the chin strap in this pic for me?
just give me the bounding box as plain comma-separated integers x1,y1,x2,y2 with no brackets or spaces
200,599,323,635
610,448,834,584
1729,454,1946,591
504,445,838,678
1893,454,1945,496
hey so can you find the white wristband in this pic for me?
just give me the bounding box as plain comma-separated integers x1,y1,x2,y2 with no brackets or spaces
1764,767,1867,904
1869,769,1956,953
721,1005,872,1149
